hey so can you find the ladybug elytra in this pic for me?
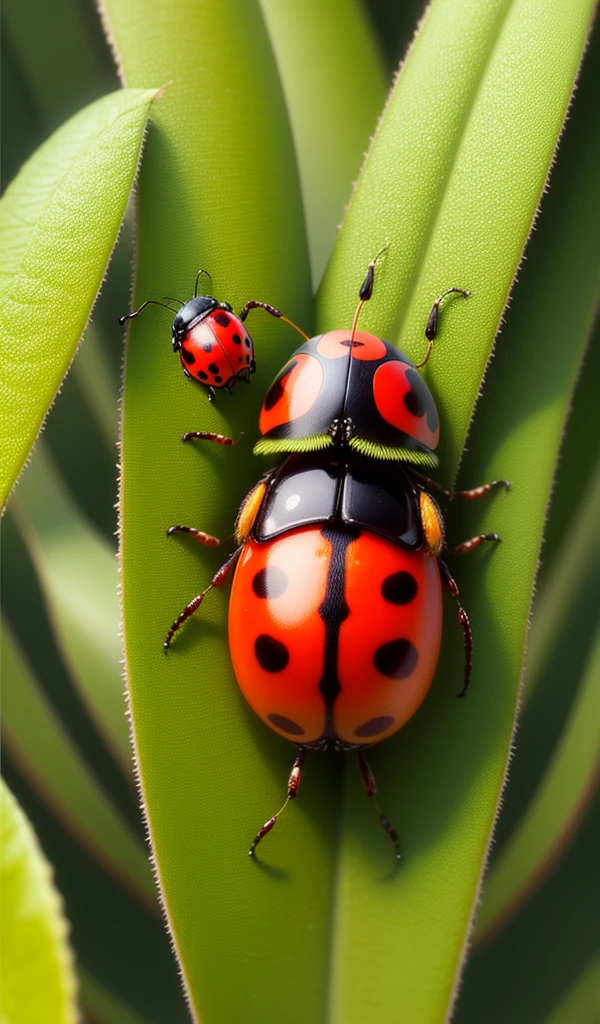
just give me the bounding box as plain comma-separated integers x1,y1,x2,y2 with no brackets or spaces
164,256,509,860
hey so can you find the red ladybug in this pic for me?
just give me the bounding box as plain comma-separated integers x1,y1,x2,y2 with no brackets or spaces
164,256,509,860
120,269,305,400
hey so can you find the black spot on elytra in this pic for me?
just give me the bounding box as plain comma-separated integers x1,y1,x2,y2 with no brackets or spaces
374,638,418,679
355,715,395,738
255,634,289,673
264,360,297,411
214,312,230,327
267,713,305,736
245,355,251,364
403,368,438,432
252,566,289,599
340,339,365,348
214,375,222,384
381,571,418,605
244,338,251,348
208,362,220,374
232,332,242,344
198,370,208,381
181,347,195,365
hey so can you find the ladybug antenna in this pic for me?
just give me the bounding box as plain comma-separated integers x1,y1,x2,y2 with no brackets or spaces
119,298,181,325
415,287,471,368
350,244,388,343
194,268,213,297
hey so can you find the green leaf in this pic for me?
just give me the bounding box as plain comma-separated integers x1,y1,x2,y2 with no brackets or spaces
545,955,600,1024
0,86,159,509
13,443,129,772
1,621,154,905
0,778,78,1024
524,461,600,704
105,0,596,1021
316,2,599,1019
476,625,600,941
318,0,595,476
456,796,600,1023
78,967,152,1024
258,0,387,284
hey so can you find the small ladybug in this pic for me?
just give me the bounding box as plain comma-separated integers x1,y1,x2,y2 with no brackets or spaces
120,269,307,400
164,255,509,860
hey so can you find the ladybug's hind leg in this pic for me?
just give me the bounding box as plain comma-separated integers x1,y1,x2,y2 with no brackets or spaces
358,751,401,861
164,547,241,650
438,560,473,699
249,749,305,857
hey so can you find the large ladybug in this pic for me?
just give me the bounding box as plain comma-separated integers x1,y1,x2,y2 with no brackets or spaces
164,256,509,860
120,269,307,400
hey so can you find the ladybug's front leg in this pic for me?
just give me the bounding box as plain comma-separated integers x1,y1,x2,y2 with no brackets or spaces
412,471,510,503
163,547,241,650
182,430,244,446
249,749,305,857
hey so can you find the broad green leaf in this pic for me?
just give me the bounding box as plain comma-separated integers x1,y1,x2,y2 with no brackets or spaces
476,626,600,942
0,778,78,1024
73,322,119,448
545,955,600,1024
13,444,129,771
524,461,600,704
3,763,187,1024
0,86,159,509
1,622,154,905
2,0,115,127
456,796,600,1023
318,0,595,476
100,0,320,1019
317,3,599,1019
258,0,387,284
105,0,596,1019
78,967,152,1024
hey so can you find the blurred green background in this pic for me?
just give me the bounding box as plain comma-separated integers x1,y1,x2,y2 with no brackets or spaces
1,1,598,1021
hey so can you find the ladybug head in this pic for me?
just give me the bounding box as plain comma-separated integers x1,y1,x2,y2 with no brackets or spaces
171,296,222,352
254,331,440,468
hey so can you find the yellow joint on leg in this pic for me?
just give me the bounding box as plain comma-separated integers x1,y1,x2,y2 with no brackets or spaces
420,490,445,556
235,481,267,544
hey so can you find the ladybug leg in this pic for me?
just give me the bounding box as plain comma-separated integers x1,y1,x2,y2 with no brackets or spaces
166,525,221,547
415,288,471,368
454,533,500,556
412,471,453,500
438,560,473,698
182,430,244,446
412,472,510,503
455,480,510,500
249,749,305,857
238,300,309,341
357,750,401,861
163,547,241,650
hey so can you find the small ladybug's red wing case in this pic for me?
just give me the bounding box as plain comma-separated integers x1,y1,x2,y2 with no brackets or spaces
255,331,440,465
179,308,255,389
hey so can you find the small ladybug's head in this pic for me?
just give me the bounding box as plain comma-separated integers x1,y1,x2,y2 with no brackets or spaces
254,331,440,468
171,296,222,352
